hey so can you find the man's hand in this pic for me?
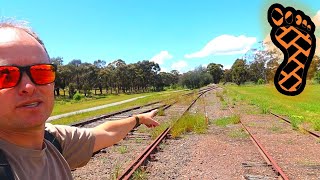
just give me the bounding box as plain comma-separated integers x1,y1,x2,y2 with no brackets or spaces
137,109,160,128
92,109,160,152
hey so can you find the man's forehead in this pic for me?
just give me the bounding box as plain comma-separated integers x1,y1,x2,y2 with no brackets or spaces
0,28,19,44
0,28,38,45
0,28,49,65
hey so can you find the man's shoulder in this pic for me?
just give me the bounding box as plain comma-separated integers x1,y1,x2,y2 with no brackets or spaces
45,123,93,138
45,123,73,133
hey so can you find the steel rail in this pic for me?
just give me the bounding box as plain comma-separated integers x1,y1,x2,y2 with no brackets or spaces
117,86,216,180
270,112,320,138
226,96,288,180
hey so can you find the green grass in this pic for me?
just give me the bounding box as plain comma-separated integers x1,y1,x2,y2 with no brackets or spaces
135,138,143,143
117,145,128,154
151,122,170,139
228,128,249,139
110,163,121,180
132,167,147,180
157,107,165,116
269,124,282,132
224,84,320,131
51,90,190,125
53,93,145,115
214,115,240,127
53,89,186,116
170,113,207,138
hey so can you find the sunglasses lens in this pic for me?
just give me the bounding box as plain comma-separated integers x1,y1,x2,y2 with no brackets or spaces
30,65,56,85
0,67,20,89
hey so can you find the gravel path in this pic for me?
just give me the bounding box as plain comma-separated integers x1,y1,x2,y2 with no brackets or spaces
47,96,148,121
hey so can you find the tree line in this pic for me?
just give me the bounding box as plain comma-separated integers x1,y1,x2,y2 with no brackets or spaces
52,41,320,98
205,41,320,86
51,58,180,98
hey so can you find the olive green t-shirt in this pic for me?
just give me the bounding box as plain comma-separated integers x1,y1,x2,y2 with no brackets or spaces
0,123,95,180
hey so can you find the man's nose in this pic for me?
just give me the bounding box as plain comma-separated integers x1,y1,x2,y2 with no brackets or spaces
18,72,36,95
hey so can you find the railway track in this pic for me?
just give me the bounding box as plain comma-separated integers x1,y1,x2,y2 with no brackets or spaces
223,95,288,180
270,112,320,139
222,87,320,179
117,85,216,179
71,85,217,179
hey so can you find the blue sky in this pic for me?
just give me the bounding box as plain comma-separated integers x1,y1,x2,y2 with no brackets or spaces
1,0,320,73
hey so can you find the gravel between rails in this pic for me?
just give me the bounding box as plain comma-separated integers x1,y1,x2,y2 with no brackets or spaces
72,86,320,179
72,98,194,179
240,114,320,179
147,88,277,180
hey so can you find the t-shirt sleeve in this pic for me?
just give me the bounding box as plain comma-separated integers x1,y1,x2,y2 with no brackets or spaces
45,123,96,169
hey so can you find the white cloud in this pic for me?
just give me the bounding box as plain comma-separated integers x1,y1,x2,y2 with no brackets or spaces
202,64,208,68
171,60,188,71
150,51,173,65
185,35,257,58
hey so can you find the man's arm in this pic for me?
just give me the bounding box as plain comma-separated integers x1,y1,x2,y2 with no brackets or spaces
90,110,159,153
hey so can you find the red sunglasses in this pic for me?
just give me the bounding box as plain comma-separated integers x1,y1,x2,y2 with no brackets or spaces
0,64,57,89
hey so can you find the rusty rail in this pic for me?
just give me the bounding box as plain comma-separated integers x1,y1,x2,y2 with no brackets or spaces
226,96,288,180
117,86,216,180
270,112,320,138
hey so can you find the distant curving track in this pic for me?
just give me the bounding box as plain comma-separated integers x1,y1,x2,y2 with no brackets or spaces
117,85,217,180
71,85,217,179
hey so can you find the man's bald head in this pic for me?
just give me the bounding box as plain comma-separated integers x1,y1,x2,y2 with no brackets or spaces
0,20,50,59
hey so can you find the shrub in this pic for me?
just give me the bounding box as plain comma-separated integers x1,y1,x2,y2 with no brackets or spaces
257,78,265,85
73,92,82,101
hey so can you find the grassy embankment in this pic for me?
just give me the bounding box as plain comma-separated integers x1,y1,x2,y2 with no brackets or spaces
223,84,320,131
50,90,189,125
145,94,208,139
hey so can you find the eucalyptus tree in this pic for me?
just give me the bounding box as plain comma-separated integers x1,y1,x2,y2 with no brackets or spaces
104,62,117,94
179,66,212,89
127,63,139,92
136,60,160,92
94,59,106,94
50,57,64,96
78,63,99,96
68,59,82,90
109,59,127,93
307,55,320,80
223,69,232,84
207,63,223,84
231,59,248,85
170,70,180,85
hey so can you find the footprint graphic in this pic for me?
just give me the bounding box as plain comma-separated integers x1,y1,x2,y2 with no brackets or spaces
267,3,316,96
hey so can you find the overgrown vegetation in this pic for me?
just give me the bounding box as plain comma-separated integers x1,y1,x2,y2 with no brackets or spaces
151,122,170,139
214,115,240,127
117,145,128,154
224,84,320,131
51,91,188,125
157,107,165,116
132,168,148,180
228,128,248,139
170,113,207,138
109,162,121,180
216,91,228,109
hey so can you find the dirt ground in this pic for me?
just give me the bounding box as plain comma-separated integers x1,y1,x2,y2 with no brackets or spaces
147,87,320,180
73,87,320,179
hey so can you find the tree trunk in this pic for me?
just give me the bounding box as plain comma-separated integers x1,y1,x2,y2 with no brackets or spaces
55,88,60,96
